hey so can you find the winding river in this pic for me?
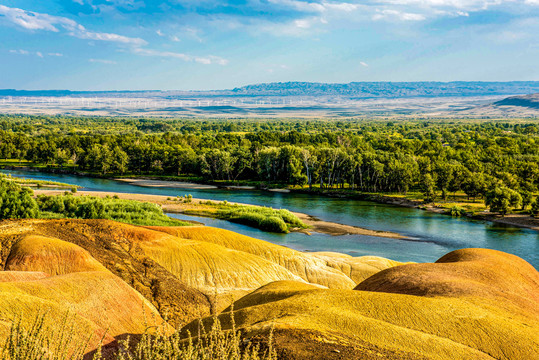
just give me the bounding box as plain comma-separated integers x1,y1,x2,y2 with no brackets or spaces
3,169,538,268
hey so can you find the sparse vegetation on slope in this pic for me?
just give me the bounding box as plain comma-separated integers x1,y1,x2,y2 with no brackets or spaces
2,312,276,360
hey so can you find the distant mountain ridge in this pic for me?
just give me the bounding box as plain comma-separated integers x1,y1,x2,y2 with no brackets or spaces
231,81,539,98
2,81,539,99
493,93,539,109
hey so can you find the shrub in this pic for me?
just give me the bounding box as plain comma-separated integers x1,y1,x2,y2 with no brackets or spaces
1,313,88,360
1,313,276,360
36,195,189,227
0,179,39,220
448,205,464,217
215,206,307,233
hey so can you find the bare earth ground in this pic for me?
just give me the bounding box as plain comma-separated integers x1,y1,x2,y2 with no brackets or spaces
34,190,406,239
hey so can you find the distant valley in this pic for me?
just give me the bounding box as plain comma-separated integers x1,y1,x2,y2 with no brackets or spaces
1,82,539,118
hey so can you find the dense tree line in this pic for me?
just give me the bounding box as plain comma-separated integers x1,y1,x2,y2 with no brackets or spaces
0,115,538,213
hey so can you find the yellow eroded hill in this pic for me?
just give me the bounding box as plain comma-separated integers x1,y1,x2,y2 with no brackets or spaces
185,249,539,360
0,271,49,282
311,252,407,283
355,248,539,318
0,219,212,326
146,226,401,287
0,233,170,354
6,235,107,275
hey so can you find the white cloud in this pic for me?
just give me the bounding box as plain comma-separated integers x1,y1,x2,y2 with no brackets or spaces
374,0,509,10
133,48,228,65
9,49,29,55
89,58,117,64
9,49,62,57
268,0,358,13
373,9,426,21
360,61,369,67
261,16,330,36
156,29,181,42
0,5,146,46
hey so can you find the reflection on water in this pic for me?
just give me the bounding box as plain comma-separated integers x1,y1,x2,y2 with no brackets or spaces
2,169,537,267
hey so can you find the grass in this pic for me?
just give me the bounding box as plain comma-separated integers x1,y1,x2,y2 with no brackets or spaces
1,313,89,360
1,312,276,360
0,173,79,189
36,194,190,227
182,201,308,233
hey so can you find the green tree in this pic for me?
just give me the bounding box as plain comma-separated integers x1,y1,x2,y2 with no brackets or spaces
485,186,522,216
530,198,539,217
434,162,454,201
0,179,39,219
521,191,533,210
421,173,436,203
462,172,485,202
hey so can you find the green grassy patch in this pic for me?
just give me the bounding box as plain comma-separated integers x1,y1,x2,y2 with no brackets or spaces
36,194,190,227
183,201,308,233
0,173,79,189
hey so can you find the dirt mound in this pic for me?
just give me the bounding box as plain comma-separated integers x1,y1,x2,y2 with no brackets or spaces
184,248,539,360
0,219,211,326
1,220,392,323
0,233,171,356
0,270,49,282
6,235,107,275
355,248,539,317
146,226,391,288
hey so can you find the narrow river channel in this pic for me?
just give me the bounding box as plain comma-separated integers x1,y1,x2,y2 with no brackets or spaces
3,169,537,267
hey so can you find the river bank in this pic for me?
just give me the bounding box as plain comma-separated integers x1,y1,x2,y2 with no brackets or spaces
5,165,538,233
33,190,406,239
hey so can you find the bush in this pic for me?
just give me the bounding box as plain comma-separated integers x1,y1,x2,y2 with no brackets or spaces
448,205,464,217
36,195,189,227
215,206,307,233
0,179,39,220
1,313,88,360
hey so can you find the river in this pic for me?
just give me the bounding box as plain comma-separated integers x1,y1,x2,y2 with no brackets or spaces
2,169,537,267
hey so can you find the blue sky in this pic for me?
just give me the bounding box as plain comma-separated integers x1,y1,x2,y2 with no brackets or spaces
1,0,538,90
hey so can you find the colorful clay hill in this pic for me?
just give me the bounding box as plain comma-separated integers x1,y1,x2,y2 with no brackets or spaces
0,219,537,359
186,248,539,360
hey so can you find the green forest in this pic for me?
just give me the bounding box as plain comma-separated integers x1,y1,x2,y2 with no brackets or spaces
1,115,538,215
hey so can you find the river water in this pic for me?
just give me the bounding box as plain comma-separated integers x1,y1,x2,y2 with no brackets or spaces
3,169,537,267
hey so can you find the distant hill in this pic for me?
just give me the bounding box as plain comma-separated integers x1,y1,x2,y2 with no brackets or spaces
231,81,539,98
3,81,539,99
493,93,539,109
